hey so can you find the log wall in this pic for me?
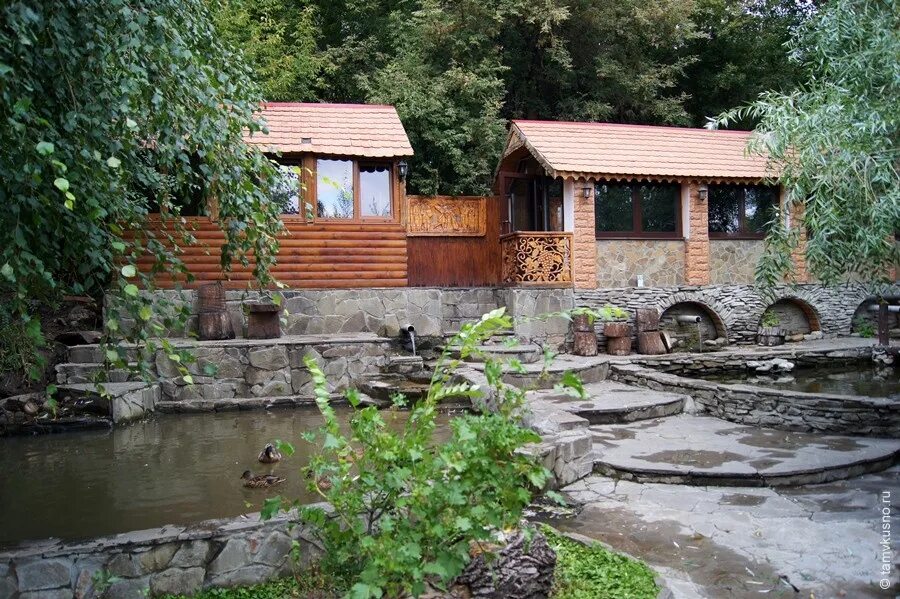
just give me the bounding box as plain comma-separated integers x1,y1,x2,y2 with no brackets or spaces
135,217,408,289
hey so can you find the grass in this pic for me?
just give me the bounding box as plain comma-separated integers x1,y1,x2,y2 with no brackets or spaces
544,526,660,599
163,527,659,599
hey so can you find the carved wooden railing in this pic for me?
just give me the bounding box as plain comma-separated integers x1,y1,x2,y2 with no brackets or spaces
500,232,573,285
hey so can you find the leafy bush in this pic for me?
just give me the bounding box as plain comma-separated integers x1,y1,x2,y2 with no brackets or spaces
853,316,876,338
265,308,575,598
544,527,659,599
760,310,781,328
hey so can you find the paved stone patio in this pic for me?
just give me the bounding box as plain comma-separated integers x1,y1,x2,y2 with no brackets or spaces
559,467,899,598
591,414,900,486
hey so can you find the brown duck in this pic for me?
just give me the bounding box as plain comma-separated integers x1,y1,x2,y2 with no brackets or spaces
241,470,285,489
258,443,283,464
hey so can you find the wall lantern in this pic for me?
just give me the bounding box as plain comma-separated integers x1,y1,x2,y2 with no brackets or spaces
698,183,709,201
582,183,593,198
397,160,409,182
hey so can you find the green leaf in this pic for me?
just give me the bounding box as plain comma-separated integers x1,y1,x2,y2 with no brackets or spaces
123,283,139,297
105,349,119,362
1,263,14,282
125,117,138,129
106,156,121,168
36,141,54,155
120,264,136,278
53,177,69,192
138,305,152,321
260,496,282,520
182,374,194,385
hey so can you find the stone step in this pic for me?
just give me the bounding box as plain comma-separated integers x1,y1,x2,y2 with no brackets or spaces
55,362,141,385
444,343,543,364
531,381,687,425
590,414,900,487
57,382,159,424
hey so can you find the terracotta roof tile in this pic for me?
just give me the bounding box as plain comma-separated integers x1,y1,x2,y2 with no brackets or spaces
508,120,774,181
245,103,414,158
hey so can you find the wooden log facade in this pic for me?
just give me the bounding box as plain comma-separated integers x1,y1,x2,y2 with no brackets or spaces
135,217,408,289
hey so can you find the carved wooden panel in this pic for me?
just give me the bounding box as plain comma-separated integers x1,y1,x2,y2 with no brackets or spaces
407,196,487,237
501,232,573,285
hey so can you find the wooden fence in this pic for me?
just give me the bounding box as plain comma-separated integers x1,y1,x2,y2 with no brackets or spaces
406,195,500,287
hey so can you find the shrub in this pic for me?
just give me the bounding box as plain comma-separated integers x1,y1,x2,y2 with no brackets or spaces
264,308,578,598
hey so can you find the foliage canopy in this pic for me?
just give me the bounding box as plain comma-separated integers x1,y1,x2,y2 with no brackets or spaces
715,0,900,286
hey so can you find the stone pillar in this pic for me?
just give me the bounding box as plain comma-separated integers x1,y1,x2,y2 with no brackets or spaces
684,181,710,285
572,179,597,289
786,191,809,283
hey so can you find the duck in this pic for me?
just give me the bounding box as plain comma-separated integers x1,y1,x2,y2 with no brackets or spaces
304,470,333,492
257,443,283,464
241,470,285,489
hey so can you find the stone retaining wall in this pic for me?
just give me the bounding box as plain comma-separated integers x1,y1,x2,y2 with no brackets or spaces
577,283,896,344
0,512,320,599
607,346,900,437
58,336,393,403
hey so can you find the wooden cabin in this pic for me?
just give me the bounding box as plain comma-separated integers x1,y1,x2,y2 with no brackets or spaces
143,103,415,289
493,120,800,289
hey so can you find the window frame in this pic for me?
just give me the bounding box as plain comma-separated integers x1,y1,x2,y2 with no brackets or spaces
707,184,779,240
594,180,682,240
277,155,398,224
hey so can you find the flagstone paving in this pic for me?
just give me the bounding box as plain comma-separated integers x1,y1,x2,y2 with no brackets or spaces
557,466,899,598
591,414,900,486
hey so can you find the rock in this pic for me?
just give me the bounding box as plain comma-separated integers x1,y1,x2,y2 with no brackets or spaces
150,567,205,595
207,538,250,575
139,542,178,572
170,540,211,568
454,529,556,599
248,347,289,371
16,560,72,592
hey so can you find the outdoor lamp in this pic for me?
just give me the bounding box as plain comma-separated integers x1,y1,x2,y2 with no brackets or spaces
398,160,409,181
698,184,709,201
582,184,593,198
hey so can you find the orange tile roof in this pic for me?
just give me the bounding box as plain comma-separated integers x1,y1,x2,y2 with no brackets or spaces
507,120,775,181
245,102,414,158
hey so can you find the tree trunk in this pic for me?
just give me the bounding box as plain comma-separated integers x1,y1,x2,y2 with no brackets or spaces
606,336,632,356
637,331,667,355
635,308,660,332
454,530,556,599
572,331,598,356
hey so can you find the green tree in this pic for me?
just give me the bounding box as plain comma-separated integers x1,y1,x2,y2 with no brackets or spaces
212,0,324,102
681,0,813,127
364,0,510,195
0,1,283,358
715,0,899,285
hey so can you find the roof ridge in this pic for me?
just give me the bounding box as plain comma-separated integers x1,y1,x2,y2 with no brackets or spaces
511,119,752,135
261,102,397,110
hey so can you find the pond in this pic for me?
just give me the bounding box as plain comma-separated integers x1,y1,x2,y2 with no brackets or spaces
0,407,452,547
705,364,900,399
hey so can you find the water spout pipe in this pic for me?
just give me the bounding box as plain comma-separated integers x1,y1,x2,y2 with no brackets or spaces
675,315,702,324
400,324,417,356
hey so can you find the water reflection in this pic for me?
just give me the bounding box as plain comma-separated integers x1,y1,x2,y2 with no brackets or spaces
0,407,451,546
706,365,900,399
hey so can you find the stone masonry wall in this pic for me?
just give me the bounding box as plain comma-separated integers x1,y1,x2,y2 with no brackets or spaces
576,283,895,344
596,240,685,288
58,337,393,403
709,240,764,285
0,511,320,599
572,185,598,288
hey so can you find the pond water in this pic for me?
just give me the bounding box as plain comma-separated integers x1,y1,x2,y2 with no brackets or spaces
705,364,900,399
0,407,452,547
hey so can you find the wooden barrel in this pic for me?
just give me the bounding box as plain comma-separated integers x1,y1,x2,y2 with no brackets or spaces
197,281,233,340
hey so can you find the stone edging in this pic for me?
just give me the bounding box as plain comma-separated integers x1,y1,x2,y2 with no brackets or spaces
0,509,325,599
607,351,900,437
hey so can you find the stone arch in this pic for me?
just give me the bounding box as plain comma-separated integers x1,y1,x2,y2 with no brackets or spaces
659,301,728,346
656,291,732,340
761,297,822,335
850,297,900,335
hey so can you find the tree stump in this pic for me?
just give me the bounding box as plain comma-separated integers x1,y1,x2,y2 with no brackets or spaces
572,331,598,356
637,331,667,355
603,322,630,338
247,303,282,339
606,336,632,356
571,313,593,333
635,308,660,333
199,311,235,341
757,327,784,347
454,530,556,599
